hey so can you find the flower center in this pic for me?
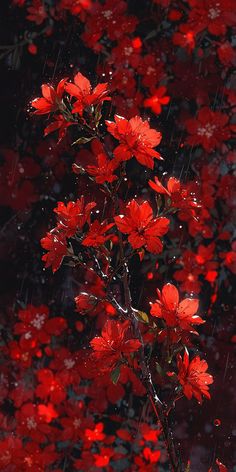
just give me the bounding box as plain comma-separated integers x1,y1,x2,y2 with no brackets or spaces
197,123,216,139
31,313,46,330
102,10,112,19
73,418,81,428
64,358,75,369
26,416,37,430
147,66,155,75
208,7,221,19
124,46,133,56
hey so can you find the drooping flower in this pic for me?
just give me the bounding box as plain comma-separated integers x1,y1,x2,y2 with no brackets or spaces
65,72,110,115
150,283,204,333
41,229,67,272
177,350,213,403
114,200,169,254
106,115,162,168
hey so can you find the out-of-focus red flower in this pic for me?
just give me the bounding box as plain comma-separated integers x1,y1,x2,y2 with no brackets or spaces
27,0,47,25
14,304,67,347
150,283,203,333
173,25,195,52
32,78,68,114
65,72,110,115
188,0,236,36
177,350,213,403
85,422,105,441
90,319,141,368
54,197,96,237
36,369,66,404
186,107,230,152
144,86,170,115
115,200,169,254
93,447,114,467
41,229,67,272
106,115,162,169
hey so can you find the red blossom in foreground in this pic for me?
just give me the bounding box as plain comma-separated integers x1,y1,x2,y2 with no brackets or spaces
115,200,169,254
177,350,213,403
143,86,170,115
90,319,141,368
54,197,96,237
41,229,67,272
150,283,204,333
185,107,230,152
65,72,110,115
106,115,162,168
31,78,68,115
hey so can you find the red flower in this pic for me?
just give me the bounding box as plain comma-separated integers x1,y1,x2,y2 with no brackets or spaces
173,25,195,52
44,114,75,141
14,304,67,347
93,447,114,467
150,283,204,333
65,72,110,115
41,229,67,272
82,220,114,247
32,78,67,115
144,86,170,115
186,107,230,152
90,319,141,368
86,153,118,184
177,350,213,403
36,369,66,404
114,200,169,254
54,197,96,237
106,115,162,169
16,402,56,442
188,0,236,36
85,422,105,441
27,0,47,25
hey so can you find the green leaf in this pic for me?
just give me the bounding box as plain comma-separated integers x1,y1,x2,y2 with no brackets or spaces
111,366,120,385
72,136,94,147
137,310,149,324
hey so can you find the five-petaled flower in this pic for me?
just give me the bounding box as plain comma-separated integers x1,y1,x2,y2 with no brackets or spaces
144,86,170,115
114,200,169,254
177,349,213,403
106,115,162,168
